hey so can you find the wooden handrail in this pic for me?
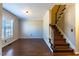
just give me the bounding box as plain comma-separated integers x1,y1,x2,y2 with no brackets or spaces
55,5,66,24
62,5,66,11
60,12,63,15
62,8,66,11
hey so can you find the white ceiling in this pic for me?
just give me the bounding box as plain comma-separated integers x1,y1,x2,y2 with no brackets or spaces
3,3,54,20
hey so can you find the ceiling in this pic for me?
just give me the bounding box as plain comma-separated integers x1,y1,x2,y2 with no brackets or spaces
3,3,54,20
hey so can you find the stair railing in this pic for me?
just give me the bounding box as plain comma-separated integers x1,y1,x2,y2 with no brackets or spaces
49,25,55,51
56,5,66,24
55,5,61,24
49,5,66,51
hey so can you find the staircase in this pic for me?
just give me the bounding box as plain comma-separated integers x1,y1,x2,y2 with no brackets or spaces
52,26,75,56
49,5,75,56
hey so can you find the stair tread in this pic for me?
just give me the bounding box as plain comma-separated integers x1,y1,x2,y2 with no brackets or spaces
55,36,63,37
53,52,75,56
55,37,63,38
54,42,68,45
54,40,66,42
54,34,63,36
55,48,73,50
54,42,66,44
55,46,69,49
54,31,60,33
55,40,66,42
55,38,66,41
55,44,69,46
54,50,73,52
55,32,61,34
54,48,73,52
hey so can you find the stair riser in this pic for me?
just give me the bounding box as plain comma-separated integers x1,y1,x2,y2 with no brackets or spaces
54,38,64,39
54,35,63,37
55,36,63,38
55,34,63,36
54,44,69,46
52,25,74,55
55,32,60,34
54,39,66,41
54,41,66,44
53,53,75,56
54,50,73,52
54,42,68,44
54,40,66,42
55,46,69,49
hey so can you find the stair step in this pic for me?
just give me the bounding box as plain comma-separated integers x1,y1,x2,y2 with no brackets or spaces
55,36,63,38
54,48,73,52
54,41,66,44
54,29,58,31
55,37,63,39
54,31,60,32
54,35,63,37
53,25,74,55
53,52,75,56
55,48,73,50
54,37,64,39
54,31,61,34
55,39,66,41
55,43,69,46
55,34,63,36
55,46,69,49
54,33,61,35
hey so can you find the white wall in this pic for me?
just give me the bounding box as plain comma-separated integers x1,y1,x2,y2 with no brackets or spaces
64,4,76,50
43,10,53,52
56,4,76,51
19,19,43,38
0,4,2,56
2,9,19,47
75,4,79,54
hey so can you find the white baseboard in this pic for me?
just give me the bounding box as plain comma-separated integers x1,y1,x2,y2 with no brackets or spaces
43,39,53,52
56,25,76,53
2,38,19,48
2,37,43,48
19,37,43,39
20,37,43,40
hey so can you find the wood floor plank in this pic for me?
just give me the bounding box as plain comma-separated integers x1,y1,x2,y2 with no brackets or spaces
2,38,79,56
2,39,52,56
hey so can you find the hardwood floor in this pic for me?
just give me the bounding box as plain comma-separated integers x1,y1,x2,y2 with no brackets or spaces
2,38,79,56
2,39,52,56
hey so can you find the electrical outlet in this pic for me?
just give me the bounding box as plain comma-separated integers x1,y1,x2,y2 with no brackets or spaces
31,34,32,36
71,29,73,32
5,40,6,43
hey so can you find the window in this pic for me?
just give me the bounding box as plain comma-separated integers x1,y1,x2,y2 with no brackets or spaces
2,15,14,39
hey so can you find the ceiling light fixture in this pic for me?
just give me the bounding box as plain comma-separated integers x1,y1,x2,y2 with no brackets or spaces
26,11,28,13
23,8,32,16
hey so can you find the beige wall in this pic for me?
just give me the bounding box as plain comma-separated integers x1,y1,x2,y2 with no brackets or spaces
50,5,59,25
56,4,76,50
2,9,19,47
19,19,43,38
0,4,2,55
